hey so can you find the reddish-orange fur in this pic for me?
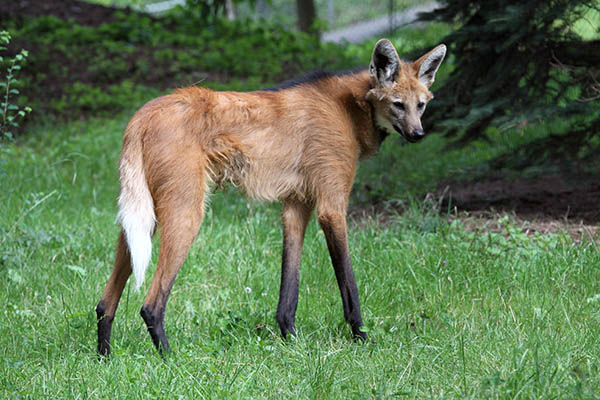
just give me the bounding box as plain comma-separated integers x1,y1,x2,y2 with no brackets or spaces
96,40,446,355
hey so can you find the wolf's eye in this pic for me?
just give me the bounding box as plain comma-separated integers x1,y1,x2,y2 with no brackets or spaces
417,102,425,109
393,101,405,110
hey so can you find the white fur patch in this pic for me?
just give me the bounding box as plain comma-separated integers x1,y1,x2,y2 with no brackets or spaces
375,113,397,135
117,155,156,290
418,45,446,88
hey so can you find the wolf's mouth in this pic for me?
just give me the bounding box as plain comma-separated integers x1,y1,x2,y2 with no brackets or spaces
393,124,420,143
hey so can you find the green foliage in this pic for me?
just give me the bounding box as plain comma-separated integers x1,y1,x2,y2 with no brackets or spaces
2,5,449,134
0,31,31,141
54,81,160,116
5,10,360,133
573,3,600,39
420,0,600,145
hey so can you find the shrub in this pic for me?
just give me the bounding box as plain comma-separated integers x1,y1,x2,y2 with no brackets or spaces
5,12,361,132
0,31,31,141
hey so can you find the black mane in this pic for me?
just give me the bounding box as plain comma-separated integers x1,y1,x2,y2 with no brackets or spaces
261,67,365,91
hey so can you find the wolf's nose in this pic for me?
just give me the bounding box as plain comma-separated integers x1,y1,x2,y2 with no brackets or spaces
412,129,425,138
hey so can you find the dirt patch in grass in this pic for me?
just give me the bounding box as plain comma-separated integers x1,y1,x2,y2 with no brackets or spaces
450,211,600,242
433,125,600,228
350,171,599,241
435,173,600,225
350,202,599,242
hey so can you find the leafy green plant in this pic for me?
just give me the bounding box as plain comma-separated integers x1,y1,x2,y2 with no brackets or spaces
5,12,365,130
420,0,600,145
0,31,31,141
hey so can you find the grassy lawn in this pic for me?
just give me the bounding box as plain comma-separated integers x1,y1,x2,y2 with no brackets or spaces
1,102,599,398
1,6,599,396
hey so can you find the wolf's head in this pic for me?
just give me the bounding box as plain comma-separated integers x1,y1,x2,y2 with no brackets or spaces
366,39,446,143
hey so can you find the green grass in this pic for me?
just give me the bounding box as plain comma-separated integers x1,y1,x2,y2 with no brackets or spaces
1,100,599,398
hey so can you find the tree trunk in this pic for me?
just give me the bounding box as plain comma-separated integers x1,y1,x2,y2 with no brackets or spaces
296,0,318,35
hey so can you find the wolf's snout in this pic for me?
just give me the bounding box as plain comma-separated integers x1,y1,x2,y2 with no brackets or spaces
406,129,425,142
413,129,425,138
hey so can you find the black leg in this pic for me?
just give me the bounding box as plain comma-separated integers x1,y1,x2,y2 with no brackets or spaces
96,300,113,357
140,304,169,354
318,212,366,340
276,200,312,338
96,231,132,357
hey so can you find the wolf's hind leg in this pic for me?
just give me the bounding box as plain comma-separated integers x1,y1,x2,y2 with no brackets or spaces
276,199,313,338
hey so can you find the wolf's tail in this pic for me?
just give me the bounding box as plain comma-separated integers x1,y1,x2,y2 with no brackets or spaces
116,118,156,290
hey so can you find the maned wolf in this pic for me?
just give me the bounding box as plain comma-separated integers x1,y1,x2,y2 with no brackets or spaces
96,39,446,355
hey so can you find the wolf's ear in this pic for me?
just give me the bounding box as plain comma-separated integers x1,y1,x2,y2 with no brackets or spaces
414,44,446,88
369,39,400,87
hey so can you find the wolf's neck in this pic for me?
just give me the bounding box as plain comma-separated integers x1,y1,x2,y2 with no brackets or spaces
334,70,387,158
